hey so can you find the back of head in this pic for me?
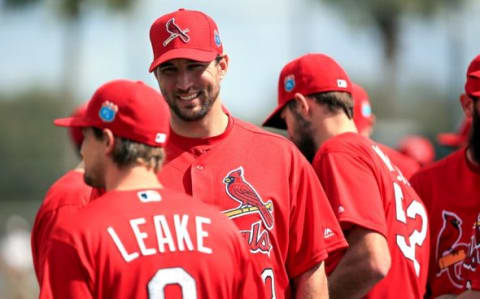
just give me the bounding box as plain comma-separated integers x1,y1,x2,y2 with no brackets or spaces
465,54,480,99
398,135,435,166
263,53,352,129
352,83,375,137
149,8,223,72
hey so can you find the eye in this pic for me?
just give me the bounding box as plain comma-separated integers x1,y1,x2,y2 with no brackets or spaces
158,65,177,75
187,62,208,71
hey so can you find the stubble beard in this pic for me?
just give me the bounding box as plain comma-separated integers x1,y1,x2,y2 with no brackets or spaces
292,114,317,163
165,88,220,122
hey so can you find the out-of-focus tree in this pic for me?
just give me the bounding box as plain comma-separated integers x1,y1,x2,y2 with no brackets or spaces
3,0,135,168
319,0,465,115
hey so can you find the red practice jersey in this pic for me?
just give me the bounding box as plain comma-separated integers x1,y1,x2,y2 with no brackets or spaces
313,133,430,299
158,115,347,299
39,188,264,299
411,148,480,297
31,169,93,283
377,143,421,179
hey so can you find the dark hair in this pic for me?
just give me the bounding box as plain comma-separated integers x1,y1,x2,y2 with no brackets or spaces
91,127,165,172
286,91,354,119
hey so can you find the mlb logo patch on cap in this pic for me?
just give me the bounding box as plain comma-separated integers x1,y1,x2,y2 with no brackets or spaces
337,79,348,88
155,133,167,144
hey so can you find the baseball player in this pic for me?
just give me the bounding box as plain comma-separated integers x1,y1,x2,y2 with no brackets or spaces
30,103,96,284
410,54,480,298
263,53,430,298
39,79,264,299
148,9,347,299
351,82,421,178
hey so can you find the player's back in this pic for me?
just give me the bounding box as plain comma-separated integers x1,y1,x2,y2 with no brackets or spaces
315,133,430,298
41,188,263,299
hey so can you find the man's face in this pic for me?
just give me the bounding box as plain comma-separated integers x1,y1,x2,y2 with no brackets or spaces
281,104,317,162
154,58,224,122
80,128,106,188
469,98,480,164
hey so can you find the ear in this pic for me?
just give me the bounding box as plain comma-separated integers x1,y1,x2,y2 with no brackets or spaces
293,93,311,118
218,54,229,80
460,93,474,118
102,129,116,155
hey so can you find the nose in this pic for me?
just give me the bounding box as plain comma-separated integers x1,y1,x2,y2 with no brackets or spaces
175,69,193,91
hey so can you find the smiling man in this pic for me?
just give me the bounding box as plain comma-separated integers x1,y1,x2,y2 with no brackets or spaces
148,9,347,299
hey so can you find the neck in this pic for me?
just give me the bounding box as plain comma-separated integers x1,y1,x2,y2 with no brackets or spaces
313,115,358,150
467,147,479,167
105,163,162,192
171,100,229,138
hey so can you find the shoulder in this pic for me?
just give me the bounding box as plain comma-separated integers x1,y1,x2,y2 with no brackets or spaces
38,170,92,215
318,133,373,159
232,117,295,146
411,148,464,182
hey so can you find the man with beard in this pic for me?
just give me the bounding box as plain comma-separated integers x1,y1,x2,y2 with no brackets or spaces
39,79,265,299
263,53,430,298
410,54,480,299
148,9,347,299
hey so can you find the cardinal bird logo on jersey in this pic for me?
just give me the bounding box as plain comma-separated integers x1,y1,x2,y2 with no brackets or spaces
464,213,480,272
436,210,469,288
223,167,274,230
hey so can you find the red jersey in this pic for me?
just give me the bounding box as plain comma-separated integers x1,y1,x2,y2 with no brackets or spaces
39,188,264,299
31,169,93,283
411,148,480,297
313,133,430,299
377,143,421,179
158,115,347,299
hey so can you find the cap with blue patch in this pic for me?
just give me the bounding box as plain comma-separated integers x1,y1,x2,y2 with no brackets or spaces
54,79,170,147
263,53,352,129
352,83,374,134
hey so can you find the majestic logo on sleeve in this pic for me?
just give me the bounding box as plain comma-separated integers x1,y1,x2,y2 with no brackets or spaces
222,167,274,255
436,210,469,288
163,18,190,47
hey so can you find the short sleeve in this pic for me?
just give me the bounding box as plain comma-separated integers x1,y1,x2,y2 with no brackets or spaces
286,154,346,278
313,151,388,238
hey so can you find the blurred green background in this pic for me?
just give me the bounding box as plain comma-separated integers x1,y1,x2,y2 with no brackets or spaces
0,0,478,297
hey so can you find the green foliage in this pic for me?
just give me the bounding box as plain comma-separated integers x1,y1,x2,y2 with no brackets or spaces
0,89,74,202
2,0,39,9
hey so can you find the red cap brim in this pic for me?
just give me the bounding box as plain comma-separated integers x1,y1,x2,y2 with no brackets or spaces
437,133,465,147
262,102,288,129
149,48,218,72
54,116,91,128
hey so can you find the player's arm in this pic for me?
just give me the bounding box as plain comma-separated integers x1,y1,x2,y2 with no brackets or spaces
328,226,391,299
294,262,329,299
39,240,93,299
455,290,480,299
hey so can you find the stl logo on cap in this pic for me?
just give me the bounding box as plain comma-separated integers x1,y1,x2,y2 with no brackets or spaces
99,101,118,123
284,75,295,92
163,18,190,47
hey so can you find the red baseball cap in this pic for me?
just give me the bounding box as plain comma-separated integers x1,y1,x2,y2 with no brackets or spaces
398,135,435,166
68,103,87,150
149,9,223,72
352,83,374,134
263,53,352,129
437,116,472,147
54,79,170,147
465,54,480,98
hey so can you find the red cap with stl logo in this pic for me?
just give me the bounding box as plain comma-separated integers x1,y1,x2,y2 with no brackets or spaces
465,54,480,98
149,8,223,72
263,53,352,129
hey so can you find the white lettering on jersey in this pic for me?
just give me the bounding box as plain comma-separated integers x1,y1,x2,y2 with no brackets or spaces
372,144,395,172
107,226,139,262
196,217,212,254
108,215,213,263
174,215,194,251
154,215,176,252
130,218,156,256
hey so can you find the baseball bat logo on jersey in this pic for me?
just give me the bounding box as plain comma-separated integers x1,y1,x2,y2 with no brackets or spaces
463,213,480,273
163,18,190,47
436,210,469,288
223,167,274,230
